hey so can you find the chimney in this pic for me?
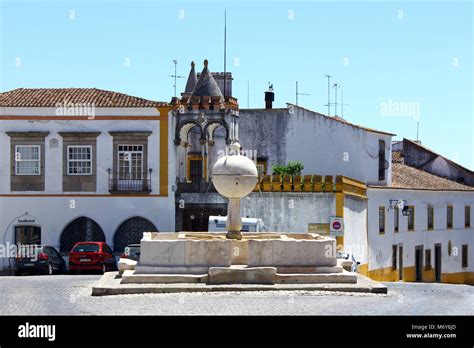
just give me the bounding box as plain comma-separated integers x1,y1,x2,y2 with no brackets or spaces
265,83,274,109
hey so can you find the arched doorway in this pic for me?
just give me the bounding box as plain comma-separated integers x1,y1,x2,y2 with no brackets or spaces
60,217,105,253
113,217,158,253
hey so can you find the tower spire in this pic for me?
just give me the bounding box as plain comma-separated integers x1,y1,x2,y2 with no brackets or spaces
183,61,197,95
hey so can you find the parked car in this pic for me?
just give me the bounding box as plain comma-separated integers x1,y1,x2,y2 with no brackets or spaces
208,215,264,232
121,244,141,261
336,251,360,272
69,242,117,274
15,245,66,276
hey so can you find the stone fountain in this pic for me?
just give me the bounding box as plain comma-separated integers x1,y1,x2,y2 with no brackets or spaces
120,142,357,285
211,142,258,240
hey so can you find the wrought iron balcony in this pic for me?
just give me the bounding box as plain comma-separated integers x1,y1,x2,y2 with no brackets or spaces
108,169,152,194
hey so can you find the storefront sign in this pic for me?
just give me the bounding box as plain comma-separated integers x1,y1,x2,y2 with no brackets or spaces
17,218,36,224
308,223,330,236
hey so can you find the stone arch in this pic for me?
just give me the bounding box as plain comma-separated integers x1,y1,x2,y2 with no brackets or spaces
60,216,105,253
202,119,230,145
113,216,158,253
174,120,203,145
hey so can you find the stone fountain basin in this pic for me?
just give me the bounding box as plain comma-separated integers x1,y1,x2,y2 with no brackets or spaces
136,232,337,275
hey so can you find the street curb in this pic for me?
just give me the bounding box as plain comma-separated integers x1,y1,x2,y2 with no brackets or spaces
91,272,388,296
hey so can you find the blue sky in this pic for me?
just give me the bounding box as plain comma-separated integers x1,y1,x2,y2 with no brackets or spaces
1,0,473,168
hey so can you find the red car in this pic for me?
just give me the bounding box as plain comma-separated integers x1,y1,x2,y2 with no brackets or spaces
69,242,117,274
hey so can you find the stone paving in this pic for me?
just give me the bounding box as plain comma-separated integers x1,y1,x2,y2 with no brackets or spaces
0,274,472,315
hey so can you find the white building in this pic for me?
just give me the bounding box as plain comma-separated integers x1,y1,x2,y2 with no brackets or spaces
0,88,175,271
366,155,474,284
1,62,472,284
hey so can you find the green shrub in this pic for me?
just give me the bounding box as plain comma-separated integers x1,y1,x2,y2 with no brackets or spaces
271,161,304,176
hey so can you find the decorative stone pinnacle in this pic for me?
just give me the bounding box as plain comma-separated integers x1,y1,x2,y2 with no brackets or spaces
191,61,195,68
204,59,208,67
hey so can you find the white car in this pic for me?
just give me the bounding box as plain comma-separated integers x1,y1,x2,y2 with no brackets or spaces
336,252,360,272
208,215,264,232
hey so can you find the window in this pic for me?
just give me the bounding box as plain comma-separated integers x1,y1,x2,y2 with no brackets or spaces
408,206,415,231
379,207,385,234
394,207,399,233
119,145,144,180
447,205,453,229
187,154,203,182
465,206,471,228
14,226,41,244
427,205,434,230
15,145,40,175
67,146,92,175
425,249,432,270
256,160,267,176
72,243,100,253
392,245,397,270
462,245,468,268
378,140,386,181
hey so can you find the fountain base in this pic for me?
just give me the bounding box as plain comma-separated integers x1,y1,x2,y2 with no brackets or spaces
119,232,357,285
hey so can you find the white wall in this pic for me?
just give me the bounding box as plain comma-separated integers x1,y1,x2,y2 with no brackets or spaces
242,192,336,233
367,188,474,274
343,196,368,265
0,107,176,271
0,195,175,269
0,107,163,194
239,105,393,186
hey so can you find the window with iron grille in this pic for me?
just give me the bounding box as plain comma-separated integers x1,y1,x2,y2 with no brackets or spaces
15,145,40,175
67,146,92,175
465,206,470,228
427,205,434,230
379,207,385,234
447,205,453,229
60,217,105,253
113,217,158,253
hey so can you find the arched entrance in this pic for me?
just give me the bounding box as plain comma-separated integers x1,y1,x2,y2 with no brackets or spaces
60,217,105,253
113,217,158,252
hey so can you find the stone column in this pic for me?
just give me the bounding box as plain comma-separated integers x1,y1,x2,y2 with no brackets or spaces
183,142,189,182
226,198,242,240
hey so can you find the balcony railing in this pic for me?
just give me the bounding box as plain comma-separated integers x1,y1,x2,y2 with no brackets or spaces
108,169,152,193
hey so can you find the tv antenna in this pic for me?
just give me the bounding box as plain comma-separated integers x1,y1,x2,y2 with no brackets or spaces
169,59,185,98
223,9,227,97
340,89,350,118
324,74,332,116
333,83,339,116
331,83,349,118
296,81,310,107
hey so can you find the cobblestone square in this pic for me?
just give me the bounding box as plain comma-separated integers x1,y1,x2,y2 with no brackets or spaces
0,275,472,315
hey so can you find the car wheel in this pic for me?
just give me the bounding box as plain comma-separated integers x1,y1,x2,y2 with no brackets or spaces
14,270,22,276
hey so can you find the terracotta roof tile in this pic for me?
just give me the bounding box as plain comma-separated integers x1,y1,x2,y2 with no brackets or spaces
0,88,168,108
391,151,404,164
372,163,474,191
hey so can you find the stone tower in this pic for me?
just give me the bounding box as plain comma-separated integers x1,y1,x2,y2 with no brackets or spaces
171,59,239,185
